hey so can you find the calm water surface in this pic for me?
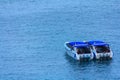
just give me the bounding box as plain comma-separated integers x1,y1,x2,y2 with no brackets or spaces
0,0,120,80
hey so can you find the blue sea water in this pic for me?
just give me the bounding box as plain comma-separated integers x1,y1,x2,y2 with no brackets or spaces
0,0,120,80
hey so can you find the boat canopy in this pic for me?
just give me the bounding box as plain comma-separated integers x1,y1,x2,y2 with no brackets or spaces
74,44,89,48
69,42,89,48
88,41,109,46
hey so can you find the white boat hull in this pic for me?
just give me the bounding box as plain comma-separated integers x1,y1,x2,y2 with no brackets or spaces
64,42,93,61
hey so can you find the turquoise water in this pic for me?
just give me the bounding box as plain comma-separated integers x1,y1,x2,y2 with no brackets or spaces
0,0,120,80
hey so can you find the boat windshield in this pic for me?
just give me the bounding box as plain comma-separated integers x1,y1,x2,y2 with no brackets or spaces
95,45,110,53
76,47,91,54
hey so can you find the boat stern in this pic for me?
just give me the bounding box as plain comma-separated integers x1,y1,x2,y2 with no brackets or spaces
95,52,113,60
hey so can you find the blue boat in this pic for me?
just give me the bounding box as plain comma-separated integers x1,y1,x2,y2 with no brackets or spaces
64,41,113,61
64,41,94,61
87,41,113,60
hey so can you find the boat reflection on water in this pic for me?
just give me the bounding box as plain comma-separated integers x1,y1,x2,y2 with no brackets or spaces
64,52,113,80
